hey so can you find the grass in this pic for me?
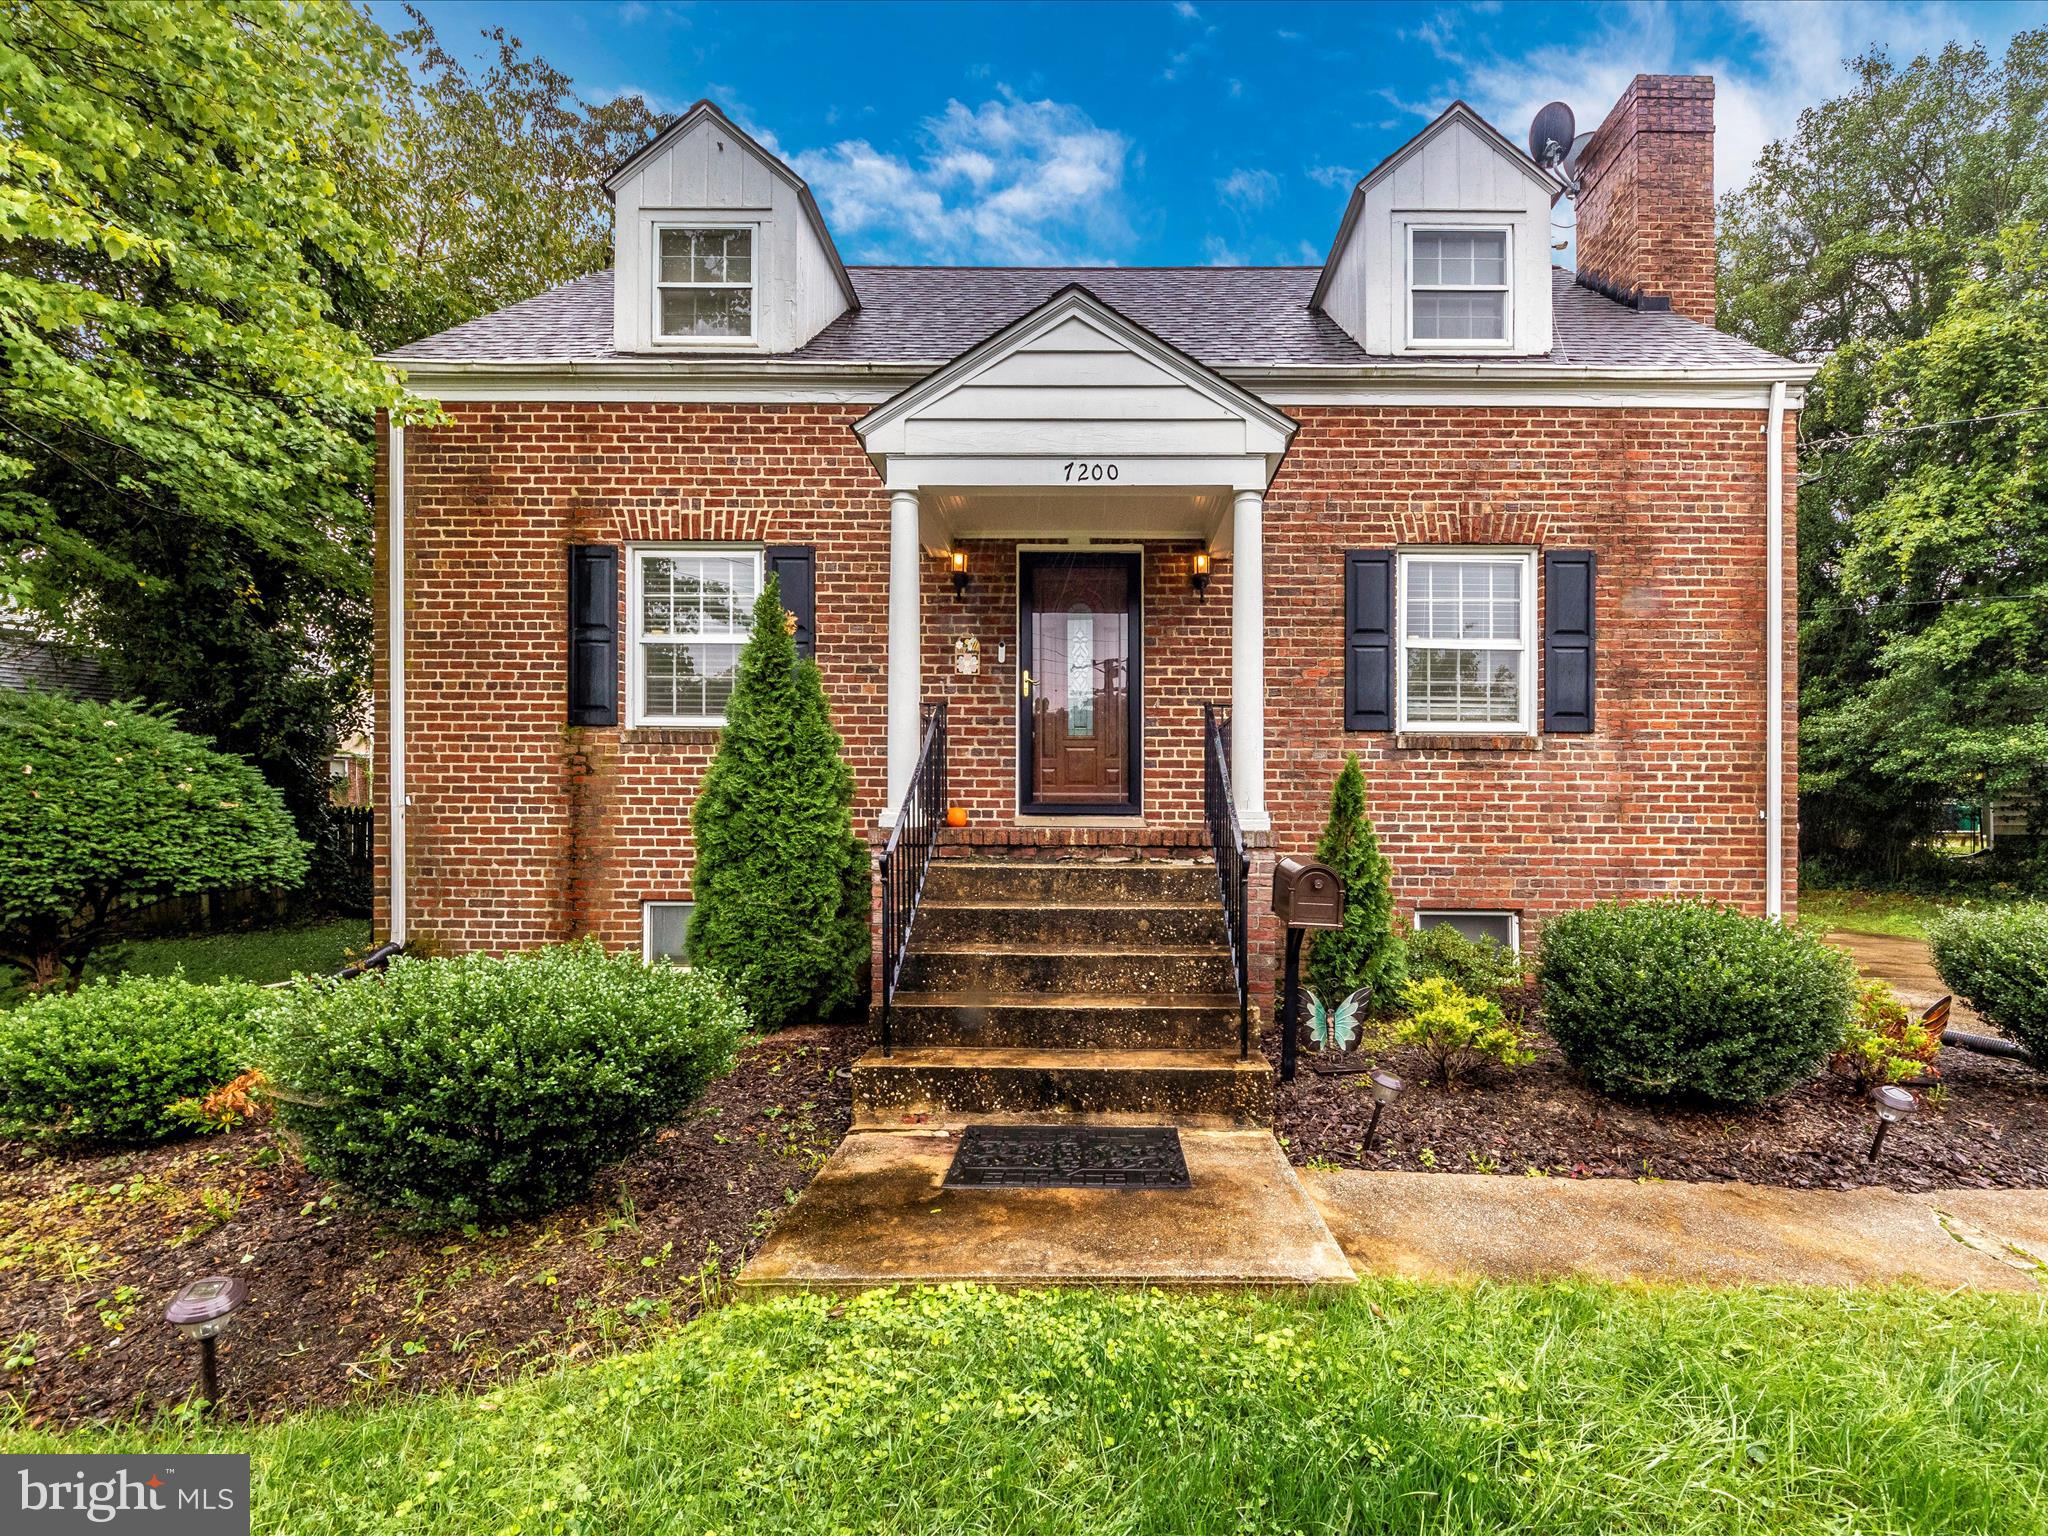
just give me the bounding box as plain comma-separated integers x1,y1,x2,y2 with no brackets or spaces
1802,887,1957,940
8,1282,2047,1534
88,920,372,987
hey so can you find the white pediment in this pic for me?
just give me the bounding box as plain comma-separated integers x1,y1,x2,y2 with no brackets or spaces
855,287,1296,486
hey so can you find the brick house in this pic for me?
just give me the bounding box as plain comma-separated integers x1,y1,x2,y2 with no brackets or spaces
375,74,1810,1034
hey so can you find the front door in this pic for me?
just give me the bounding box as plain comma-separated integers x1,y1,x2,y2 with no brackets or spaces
1019,551,1140,814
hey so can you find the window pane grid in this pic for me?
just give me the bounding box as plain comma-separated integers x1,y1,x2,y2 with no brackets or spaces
636,550,759,722
1411,229,1508,344
656,227,754,339
1400,556,1529,728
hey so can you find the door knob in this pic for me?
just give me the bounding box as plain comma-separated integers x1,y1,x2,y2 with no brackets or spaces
1020,669,1034,698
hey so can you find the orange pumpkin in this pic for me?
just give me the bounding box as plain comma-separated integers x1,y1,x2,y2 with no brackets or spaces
946,806,969,827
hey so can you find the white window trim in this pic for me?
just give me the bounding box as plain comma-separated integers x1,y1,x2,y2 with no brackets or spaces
642,899,694,965
1416,909,1522,953
1395,547,1537,735
1404,224,1513,353
626,543,763,727
651,221,759,347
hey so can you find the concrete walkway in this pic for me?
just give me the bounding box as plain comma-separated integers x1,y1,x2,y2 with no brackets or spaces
1829,929,1984,1029
1307,1171,2048,1291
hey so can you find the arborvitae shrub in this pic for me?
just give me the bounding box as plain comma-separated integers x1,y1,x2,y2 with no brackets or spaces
1305,754,1405,1012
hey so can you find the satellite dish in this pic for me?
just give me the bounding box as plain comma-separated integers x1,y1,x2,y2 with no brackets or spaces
1562,130,1594,178
1528,101,1577,168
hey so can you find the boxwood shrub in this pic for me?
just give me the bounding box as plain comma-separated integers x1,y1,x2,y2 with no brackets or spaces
263,942,748,1223
0,975,268,1145
1928,904,2048,1061
1538,900,1853,1106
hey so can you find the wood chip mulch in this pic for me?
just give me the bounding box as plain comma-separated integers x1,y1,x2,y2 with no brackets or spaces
0,1025,860,1428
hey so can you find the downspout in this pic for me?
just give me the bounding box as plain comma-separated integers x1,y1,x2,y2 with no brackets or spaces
387,423,408,945
1765,381,1787,919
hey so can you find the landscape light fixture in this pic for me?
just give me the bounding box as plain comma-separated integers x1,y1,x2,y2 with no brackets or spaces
1190,548,1212,599
1867,1085,1917,1162
1363,1068,1404,1152
164,1274,247,1407
949,547,971,599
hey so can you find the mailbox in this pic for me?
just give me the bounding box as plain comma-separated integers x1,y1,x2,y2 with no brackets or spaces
1272,856,1345,929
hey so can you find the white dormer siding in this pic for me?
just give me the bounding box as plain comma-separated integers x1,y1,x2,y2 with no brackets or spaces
606,101,856,355
1312,104,1556,358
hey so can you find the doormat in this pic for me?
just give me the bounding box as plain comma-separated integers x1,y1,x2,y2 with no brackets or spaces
943,1125,1191,1189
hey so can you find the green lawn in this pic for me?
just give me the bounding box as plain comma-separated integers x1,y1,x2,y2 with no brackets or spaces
9,1283,2047,1534
89,919,373,987
1801,887,1957,940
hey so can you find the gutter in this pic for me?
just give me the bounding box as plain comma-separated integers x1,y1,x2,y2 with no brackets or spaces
387,424,407,945
1765,381,1787,919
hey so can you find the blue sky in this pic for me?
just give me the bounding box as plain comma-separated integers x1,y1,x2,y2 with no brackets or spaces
382,0,2048,268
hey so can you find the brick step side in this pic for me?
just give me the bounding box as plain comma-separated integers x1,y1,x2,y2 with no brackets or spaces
896,944,1236,997
921,860,1218,906
851,1046,1273,1130
886,993,1244,1050
913,900,1227,949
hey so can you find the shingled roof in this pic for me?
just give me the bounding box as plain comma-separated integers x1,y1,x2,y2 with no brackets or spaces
383,265,1791,373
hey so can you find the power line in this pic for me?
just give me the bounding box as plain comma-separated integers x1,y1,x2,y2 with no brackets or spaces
1800,403,2048,455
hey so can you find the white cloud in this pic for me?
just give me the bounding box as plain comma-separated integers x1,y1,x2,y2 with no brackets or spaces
1216,167,1280,208
1307,163,1360,189
791,92,1135,264
1173,1,1201,17
1439,0,2002,195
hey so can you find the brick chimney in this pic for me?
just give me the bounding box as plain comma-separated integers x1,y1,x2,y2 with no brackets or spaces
1572,75,1716,324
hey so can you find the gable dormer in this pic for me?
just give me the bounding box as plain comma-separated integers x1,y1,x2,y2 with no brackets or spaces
1311,102,1556,357
604,100,857,354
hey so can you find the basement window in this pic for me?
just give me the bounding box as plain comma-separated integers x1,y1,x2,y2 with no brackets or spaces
655,225,755,341
1408,227,1510,347
643,901,693,964
1415,910,1520,952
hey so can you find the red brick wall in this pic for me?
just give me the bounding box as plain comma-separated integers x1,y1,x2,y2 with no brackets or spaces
375,399,1798,997
1574,74,1717,323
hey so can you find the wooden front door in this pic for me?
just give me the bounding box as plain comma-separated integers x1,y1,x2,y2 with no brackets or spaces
1019,552,1140,814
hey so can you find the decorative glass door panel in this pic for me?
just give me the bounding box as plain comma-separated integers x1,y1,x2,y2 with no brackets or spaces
1019,553,1139,812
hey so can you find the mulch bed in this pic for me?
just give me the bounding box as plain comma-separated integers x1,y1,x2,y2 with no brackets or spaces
0,1025,860,1428
1271,1028,2048,1190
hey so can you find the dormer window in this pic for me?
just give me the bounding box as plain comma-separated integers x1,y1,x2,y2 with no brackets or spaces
656,226,754,342
1408,227,1511,347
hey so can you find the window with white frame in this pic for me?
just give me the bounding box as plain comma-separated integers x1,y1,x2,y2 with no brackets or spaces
1409,228,1510,345
655,226,754,341
1415,910,1520,952
1397,550,1535,732
643,901,693,964
628,546,761,725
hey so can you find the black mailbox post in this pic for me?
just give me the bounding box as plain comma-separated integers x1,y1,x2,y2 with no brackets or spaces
1271,856,1345,1082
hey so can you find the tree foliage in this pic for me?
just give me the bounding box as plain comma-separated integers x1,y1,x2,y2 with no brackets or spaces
0,692,308,990
1718,33,2048,874
688,578,870,1029
1305,754,1405,1011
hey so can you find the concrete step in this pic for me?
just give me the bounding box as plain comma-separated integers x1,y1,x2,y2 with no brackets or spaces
896,943,1237,997
913,899,1227,949
924,859,1218,906
852,1045,1273,1130
886,993,1244,1050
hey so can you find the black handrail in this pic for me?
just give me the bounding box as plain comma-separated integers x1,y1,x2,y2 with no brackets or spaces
878,702,947,1058
1203,702,1251,1058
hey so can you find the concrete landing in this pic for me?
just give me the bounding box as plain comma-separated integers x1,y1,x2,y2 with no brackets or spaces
1306,1171,2048,1291
737,1129,1355,1293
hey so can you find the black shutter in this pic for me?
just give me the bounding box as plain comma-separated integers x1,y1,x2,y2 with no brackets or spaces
1543,549,1596,734
766,545,817,660
1344,550,1395,731
566,545,618,727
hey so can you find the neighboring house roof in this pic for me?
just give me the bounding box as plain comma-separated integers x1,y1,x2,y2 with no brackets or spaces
0,625,117,703
384,266,1793,374
600,99,860,314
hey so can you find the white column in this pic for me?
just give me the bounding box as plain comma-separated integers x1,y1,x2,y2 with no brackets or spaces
1231,488,1271,832
387,424,407,944
1765,381,1787,918
880,488,922,828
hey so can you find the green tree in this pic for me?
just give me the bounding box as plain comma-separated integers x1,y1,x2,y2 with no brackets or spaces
687,578,869,1029
1305,754,1405,1011
1717,33,2048,872
0,693,308,991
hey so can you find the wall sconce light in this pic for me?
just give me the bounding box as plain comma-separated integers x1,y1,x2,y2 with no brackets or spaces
1867,1084,1917,1162
949,547,971,600
1363,1068,1403,1152
165,1274,247,1407
1190,548,1212,600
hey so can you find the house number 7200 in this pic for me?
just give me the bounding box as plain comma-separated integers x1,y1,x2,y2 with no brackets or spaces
1062,461,1120,482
